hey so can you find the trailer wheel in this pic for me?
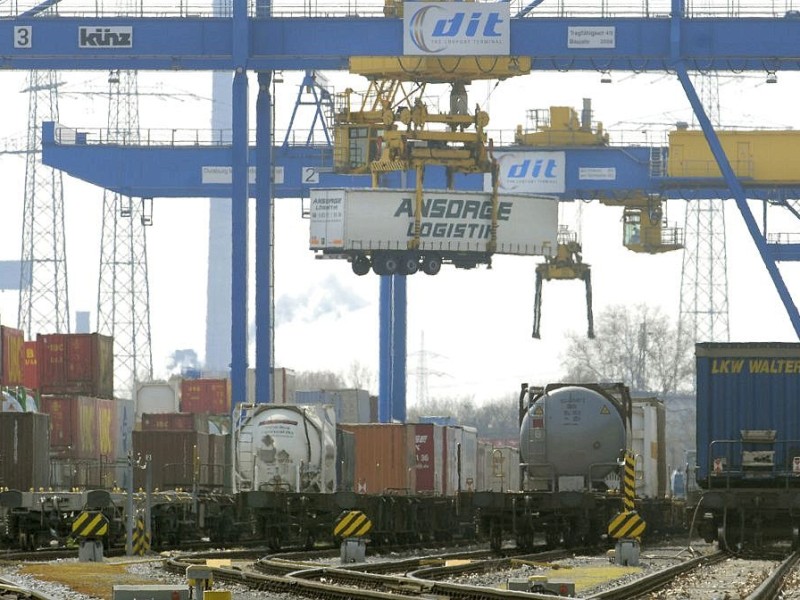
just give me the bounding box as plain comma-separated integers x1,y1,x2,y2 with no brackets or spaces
352,255,371,276
421,254,442,276
400,252,419,275
373,253,398,276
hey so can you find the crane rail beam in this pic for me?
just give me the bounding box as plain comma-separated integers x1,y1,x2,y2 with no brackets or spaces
1,17,800,71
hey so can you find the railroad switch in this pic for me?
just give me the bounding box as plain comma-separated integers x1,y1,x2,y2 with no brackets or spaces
507,576,576,596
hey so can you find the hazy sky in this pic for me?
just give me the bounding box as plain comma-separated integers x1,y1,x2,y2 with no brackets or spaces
0,56,798,403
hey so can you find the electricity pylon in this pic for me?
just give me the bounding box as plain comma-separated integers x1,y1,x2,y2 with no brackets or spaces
18,70,70,338
678,71,731,351
97,69,153,399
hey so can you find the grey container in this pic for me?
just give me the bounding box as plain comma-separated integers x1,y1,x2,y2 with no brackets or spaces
295,389,371,423
0,411,50,490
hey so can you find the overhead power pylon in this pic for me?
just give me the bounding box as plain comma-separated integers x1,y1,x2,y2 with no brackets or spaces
97,68,153,399
18,69,70,338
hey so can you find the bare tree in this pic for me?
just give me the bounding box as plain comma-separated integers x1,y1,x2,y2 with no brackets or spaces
561,304,694,396
346,360,375,392
294,369,347,391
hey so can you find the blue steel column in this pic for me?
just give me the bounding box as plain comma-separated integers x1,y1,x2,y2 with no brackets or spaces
230,0,249,410
669,0,800,336
391,274,407,423
379,276,393,423
255,71,272,403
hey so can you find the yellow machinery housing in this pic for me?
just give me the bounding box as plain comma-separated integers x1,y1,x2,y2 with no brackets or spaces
668,126,800,183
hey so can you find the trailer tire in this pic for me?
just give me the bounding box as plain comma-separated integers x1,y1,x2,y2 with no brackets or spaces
400,252,419,275
352,255,371,276
421,254,442,276
373,253,398,276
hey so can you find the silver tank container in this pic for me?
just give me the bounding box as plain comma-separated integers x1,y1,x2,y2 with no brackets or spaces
520,385,625,491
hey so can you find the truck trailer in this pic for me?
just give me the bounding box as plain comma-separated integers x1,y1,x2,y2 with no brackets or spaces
309,188,558,276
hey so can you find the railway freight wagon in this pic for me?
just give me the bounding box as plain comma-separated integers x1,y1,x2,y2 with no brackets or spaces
309,188,558,276
467,383,634,551
233,404,477,550
694,342,800,550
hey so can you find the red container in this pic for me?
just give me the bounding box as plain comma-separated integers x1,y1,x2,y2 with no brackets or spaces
39,395,101,460
180,378,229,415
37,333,114,399
413,423,444,495
0,412,50,490
21,341,39,391
339,423,416,494
133,430,210,490
0,325,24,386
142,412,210,433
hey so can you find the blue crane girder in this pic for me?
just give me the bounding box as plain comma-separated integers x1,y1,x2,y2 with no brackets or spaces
3,16,800,71
5,0,800,416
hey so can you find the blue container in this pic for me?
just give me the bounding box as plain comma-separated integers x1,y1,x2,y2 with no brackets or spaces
695,342,800,486
418,415,458,427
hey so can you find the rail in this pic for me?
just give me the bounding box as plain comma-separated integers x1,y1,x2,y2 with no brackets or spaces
2,0,799,21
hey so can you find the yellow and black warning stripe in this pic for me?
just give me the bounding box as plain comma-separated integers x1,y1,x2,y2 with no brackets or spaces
623,452,636,511
132,517,150,555
333,510,373,538
71,511,109,538
608,510,646,540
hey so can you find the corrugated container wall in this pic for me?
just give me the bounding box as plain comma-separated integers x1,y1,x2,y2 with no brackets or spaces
339,423,416,494
695,342,800,484
133,430,211,490
631,398,667,498
413,423,444,495
36,333,114,398
206,434,227,490
246,368,297,404
180,378,230,415
0,325,24,386
336,428,356,492
442,426,478,495
21,341,39,391
39,395,101,460
0,412,50,490
141,412,210,433
295,389,371,423
114,399,136,490
477,444,521,492
135,381,180,420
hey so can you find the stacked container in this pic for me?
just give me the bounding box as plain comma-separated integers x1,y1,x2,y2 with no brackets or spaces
295,389,372,423
180,378,230,415
32,333,130,489
135,381,180,420
246,367,297,404
0,411,50,490
36,333,113,398
0,325,24,387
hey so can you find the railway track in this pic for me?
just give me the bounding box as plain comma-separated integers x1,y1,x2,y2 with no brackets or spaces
6,542,800,600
